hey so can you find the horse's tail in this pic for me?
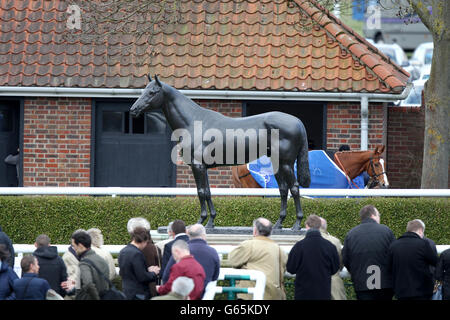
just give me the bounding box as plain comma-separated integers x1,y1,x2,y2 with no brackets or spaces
297,136,311,188
231,166,243,188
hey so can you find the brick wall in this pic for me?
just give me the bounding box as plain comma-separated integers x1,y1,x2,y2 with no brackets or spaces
326,102,385,152
176,99,242,188
387,106,424,188
23,97,91,187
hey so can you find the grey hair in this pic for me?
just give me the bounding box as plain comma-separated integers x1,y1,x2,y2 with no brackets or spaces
187,224,206,239
172,276,194,297
127,217,150,234
319,217,328,231
87,228,104,248
172,239,190,252
253,217,272,237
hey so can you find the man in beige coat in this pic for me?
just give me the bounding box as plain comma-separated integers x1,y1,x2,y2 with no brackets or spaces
228,217,287,300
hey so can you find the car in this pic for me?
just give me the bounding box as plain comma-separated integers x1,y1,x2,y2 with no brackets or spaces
398,79,426,107
372,42,420,80
419,64,431,81
410,42,434,69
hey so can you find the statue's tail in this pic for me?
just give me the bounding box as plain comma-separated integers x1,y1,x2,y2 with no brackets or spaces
297,137,311,188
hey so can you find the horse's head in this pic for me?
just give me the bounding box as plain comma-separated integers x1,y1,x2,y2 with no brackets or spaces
130,75,165,117
366,145,389,189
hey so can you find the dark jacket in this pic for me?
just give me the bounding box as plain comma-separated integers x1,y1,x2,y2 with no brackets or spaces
118,244,158,300
342,218,395,291
161,234,189,274
33,246,68,297
0,226,15,268
76,249,110,300
0,260,18,299
13,273,50,300
388,232,438,299
162,238,220,290
436,248,450,300
286,229,340,300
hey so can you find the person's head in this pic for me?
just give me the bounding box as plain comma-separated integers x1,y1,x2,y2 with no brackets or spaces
0,244,10,262
171,220,186,235
21,255,39,274
71,230,91,255
305,215,322,230
171,240,190,263
130,226,150,250
359,205,380,224
187,224,206,240
339,144,350,152
171,276,195,299
34,234,51,248
87,228,104,248
407,219,425,238
167,221,174,238
252,217,272,237
127,217,151,234
319,217,327,232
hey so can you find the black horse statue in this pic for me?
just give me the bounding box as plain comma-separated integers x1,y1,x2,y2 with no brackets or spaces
130,75,310,230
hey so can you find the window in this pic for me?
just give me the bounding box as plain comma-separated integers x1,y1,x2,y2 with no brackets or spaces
102,111,123,133
0,109,12,132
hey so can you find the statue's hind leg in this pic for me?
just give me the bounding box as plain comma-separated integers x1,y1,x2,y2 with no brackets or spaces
273,170,289,230
204,170,216,229
191,164,209,225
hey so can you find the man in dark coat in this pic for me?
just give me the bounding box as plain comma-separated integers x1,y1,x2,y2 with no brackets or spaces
342,205,396,300
286,215,340,300
33,234,68,297
13,255,50,300
0,244,18,300
436,248,450,300
118,227,160,300
162,224,220,293
161,219,189,275
388,219,438,300
0,225,15,268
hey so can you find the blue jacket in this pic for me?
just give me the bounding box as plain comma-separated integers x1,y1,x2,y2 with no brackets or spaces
162,238,220,289
13,273,51,300
0,260,18,300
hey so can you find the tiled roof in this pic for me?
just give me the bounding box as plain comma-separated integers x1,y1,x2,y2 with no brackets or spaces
0,0,409,93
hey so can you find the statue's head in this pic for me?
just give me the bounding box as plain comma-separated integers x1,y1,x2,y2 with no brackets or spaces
130,75,164,117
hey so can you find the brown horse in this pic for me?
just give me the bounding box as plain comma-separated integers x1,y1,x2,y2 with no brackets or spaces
232,145,389,189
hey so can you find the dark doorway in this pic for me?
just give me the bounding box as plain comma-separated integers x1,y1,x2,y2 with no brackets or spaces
0,100,20,187
244,101,326,150
94,100,176,187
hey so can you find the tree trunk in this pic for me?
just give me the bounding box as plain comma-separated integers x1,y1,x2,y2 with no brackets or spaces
421,38,449,188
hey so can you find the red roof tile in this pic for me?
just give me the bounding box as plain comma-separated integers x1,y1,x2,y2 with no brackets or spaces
0,0,409,93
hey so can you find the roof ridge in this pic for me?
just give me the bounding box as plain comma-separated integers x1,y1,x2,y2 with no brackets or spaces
292,0,408,90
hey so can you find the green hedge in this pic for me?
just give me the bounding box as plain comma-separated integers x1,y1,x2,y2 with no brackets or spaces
0,196,448,245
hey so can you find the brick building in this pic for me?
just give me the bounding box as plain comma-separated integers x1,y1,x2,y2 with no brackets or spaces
0,0,427,189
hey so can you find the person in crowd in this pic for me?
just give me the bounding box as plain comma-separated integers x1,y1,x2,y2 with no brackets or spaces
127,217,161,296
156,221,174,257
62,229,84,298
118,226,160,300
286,215,340,300
436,247,450,300
0,225,14,268
13,255,50,300
319,217,347,300
87,228,116,281
157,240,205,300
161,219,189,275
388,219,438,300
0,244,18,300
342,205,396,300
414,220,438,283
152,276,194,300
33,234,68,297
229,217,287,300
162,224,220,294
69,230,110,300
